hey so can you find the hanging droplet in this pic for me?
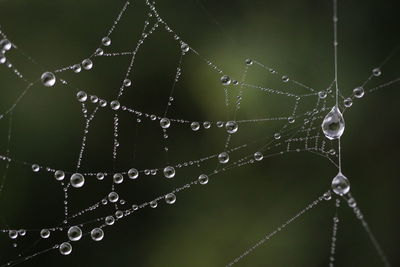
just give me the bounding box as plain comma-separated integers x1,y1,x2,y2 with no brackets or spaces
41,72,56,87
113,173,124,184
40,229,50,239
59,242,72,255
72,64,81,73
105,216,115,226
225,121,238,134
331,172,350,196
0,39,12,51
254,152,263,161
321,106,345,140
221,75,231,85
353,87,364,98
163,166,175,178
160,118,171,129
128,168,139,179
70,173,85,188
198,174,209,185
31,164,40,172
82,59,93,70
245,58,253,66
108,192,119,203
102,37,111,46
191,122,200,131
77,91,87,102
54,170,65,181
343,98,353,108
67,226,82,241
91,228,104,241
180,43,189,53
123,79,131,87
372,68,381,77
318,91,327,99
165,193,176,204
218,152,229,164
110,100,120,110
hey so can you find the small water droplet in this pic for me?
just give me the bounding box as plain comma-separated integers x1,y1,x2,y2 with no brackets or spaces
165,193,176,204
218,152,229,164
353,87,364,98
221,75,231,85
41,72,56,87
225,121,238,134
163,166,175,178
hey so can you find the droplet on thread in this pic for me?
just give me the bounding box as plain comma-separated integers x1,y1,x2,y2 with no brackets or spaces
321,106,345,140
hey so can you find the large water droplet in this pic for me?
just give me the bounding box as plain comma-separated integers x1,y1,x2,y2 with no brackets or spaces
70,173,85,188
331,172,350,195
321,106,345,140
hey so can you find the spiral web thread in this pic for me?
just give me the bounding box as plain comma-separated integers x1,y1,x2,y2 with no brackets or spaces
0,0,398,266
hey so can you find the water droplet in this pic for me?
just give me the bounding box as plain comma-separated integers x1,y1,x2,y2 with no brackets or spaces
108,192,119,203
102,37,111,46
181,43,189,53
218,152,229,164
225,121,238,134
70,173,85,188
99,99,107,107
203,121,211,129
41,72,56,87
321,106,345,140
274,133,281,140
245,58,253,66
67,226,82,241
91,228,104,241
54,170,65,181
198,174,209,185
323,191,332,201
32,164,40,172
0,53,6,64
331,172,350,196
18,229,26,236
165,193,176,204
160,118,171,129
72,64,81,73
191,122,200,131
77,91,87,102
110,100,120,110
0,39,12,51
216,121,224,128
123,79,131,87
9,230,17,239
254,152,263,161
128,168,139,179
40,229,50,239
59,242,72,255
82,59,93,70
150,200,158,208
105,216,115,225
288,116,295,123
163,166,175,178
282,76,289,83
221,75,231,85
113,173,124,184
353,87,364,98
343,98,353,108
372,68,381,77
318,91,327,99
95,48,104,56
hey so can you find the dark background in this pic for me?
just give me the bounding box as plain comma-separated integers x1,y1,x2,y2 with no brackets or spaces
0,0,399,266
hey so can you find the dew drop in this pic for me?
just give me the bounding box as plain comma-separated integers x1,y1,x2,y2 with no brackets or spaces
254,152,263,161
77,91,87,102
31,164,40,172
218,152,229,164
8,230,17,239
191,122,200,131
95,48,104,56
91,228,104,241
198,174,209,185
288,116,295,123
102,37,111,46
113,173,124,184
163,166,175,178
318,91,327,99
180,43,189,53
331,172,350,196
150,200,158,208
165,193,176,204
105,216,115,226
321,106,345,140
54,170,65,181
225,121,238,134
72,64,81,73
70,173,85,188
0,53,5,64
123,79,131,87
343,98,353,108
274,133,281,140
108,192,119,203
59,242,72,255
128,168,139,179
67,226,82,241
282,76,289,83
221,75,231,85
0,39,12,51
160,118,171,129
353,87,364,98
203,121,211,129
41,72,56,87
82,59,93,70
245,58,253,66
372,68,381,77
110,100,120,110
40,229,50,239
97,172,105,180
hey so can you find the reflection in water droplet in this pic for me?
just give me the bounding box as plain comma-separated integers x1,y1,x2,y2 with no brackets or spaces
321,106,345,140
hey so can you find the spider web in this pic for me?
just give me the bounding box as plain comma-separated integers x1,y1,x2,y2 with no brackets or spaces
0,0,399,266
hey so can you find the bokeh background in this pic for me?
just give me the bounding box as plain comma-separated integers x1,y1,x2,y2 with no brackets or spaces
0,0,399,266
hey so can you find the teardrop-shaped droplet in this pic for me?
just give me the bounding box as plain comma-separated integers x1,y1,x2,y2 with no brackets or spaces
331,172,350,196
321,106,345,140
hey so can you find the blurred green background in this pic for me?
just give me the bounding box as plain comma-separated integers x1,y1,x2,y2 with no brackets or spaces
0,0,399,266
